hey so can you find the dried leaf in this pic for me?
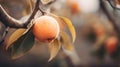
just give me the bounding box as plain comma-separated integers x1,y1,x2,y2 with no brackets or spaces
60,31,74,51
60,17,76,43
60,31,80,65
7,29,35,60
48,38,61,61
6,29,26,50
49,13,64,30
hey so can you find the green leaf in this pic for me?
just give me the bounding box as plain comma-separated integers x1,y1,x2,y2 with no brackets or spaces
7,29,35,60
59,17,76,43
48,38,61,61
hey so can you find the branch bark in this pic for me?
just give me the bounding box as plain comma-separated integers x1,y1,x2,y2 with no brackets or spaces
24,0,40,26
0,5,26,28
0,0,40,28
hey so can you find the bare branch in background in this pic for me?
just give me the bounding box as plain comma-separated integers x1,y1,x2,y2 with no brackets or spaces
100,0,120,37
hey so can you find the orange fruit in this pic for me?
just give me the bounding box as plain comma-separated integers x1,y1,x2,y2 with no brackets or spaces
67,0,80,13
32,15,60,43
104,36,118,54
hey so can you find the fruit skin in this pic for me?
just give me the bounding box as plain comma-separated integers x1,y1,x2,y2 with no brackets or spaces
104,36,118,54
32,15,60,43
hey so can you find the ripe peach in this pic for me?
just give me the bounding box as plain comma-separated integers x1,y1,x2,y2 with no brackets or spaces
104,36,118,54
32,15,60,43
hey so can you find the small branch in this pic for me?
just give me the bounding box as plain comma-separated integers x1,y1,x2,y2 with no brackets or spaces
0,5,26,28
24,0,40,26
0,26,9,45
38,7,46,15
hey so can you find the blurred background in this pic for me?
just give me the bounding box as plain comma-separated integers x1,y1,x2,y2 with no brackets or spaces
0,0,120,67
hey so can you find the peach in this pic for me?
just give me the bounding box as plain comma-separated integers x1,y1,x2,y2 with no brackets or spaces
32,15,60,43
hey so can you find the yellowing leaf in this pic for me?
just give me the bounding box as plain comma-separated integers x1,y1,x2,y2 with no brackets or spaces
48,38,61,61
49,13,65,30
60,17,76,43
6,29,26,50
7,29,35,60
60,31,74,51
60,31,80,65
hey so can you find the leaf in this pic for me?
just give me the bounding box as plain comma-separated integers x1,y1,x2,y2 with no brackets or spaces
49,13,64,30
60,31,74,51
48,38,61,61
7,29,35,60
59,17,76,43
60,31,80,65
6,29,26,50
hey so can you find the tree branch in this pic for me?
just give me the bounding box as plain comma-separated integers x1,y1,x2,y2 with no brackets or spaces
0,0,41,28
0,0,57,45
24,0,40,26
107,0,120,10
0,5,26,28
0,0,57,28
100,0,120,37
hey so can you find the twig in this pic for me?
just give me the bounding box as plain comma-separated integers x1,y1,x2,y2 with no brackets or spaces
0,26,9,45
24,0,40,26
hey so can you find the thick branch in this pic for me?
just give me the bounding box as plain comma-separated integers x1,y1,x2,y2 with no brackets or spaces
0,5,26,28
0,0,56,28
0,0,40,28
